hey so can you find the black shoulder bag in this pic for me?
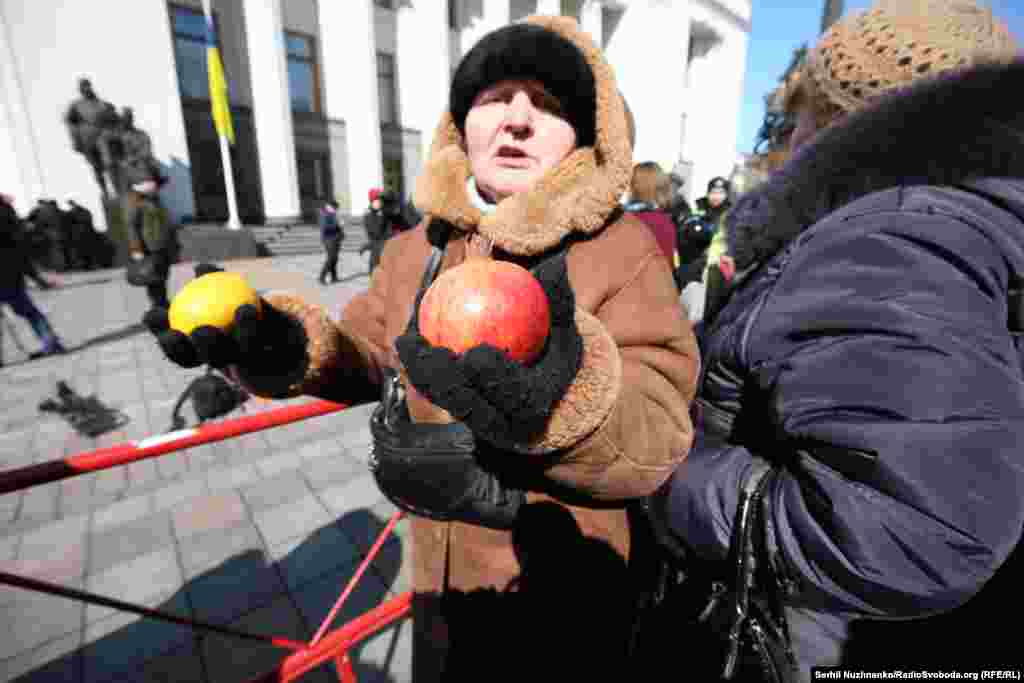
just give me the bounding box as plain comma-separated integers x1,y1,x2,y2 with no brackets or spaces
634,457,798,683
125,217,165,287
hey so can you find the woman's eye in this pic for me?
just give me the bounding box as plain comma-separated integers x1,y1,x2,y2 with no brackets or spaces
531,93,562,115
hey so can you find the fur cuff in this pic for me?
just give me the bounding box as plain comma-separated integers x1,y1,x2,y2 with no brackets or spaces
233,292,353,400
523,308,621,454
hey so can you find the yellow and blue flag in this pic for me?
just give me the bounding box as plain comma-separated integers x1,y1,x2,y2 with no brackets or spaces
205,18,235,145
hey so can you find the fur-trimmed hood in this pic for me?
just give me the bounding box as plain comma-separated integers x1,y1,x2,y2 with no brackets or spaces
728,58,1024,272
413,15,633,257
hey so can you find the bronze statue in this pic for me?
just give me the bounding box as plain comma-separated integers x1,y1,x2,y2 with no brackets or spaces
112,107,162,195
64,78,120,199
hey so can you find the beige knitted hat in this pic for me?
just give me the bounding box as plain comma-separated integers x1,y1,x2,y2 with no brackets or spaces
805,0,1020,113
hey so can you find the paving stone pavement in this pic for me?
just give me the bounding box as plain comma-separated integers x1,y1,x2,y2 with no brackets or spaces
0,251,413,682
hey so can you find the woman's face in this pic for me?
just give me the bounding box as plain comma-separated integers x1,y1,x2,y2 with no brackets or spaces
464,79,577,202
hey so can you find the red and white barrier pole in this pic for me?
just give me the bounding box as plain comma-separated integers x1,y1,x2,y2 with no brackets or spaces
0,399,348,495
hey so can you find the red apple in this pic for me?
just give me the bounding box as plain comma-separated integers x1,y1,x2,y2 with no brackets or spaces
418,259,551,365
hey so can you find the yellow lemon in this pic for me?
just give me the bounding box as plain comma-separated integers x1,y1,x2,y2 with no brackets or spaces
168,272,261,336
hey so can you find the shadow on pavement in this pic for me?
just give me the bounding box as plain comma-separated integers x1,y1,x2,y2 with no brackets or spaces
9,507,407,683
71,323,148,353
1,322,148,371
39,278,118,293
324,271,369,286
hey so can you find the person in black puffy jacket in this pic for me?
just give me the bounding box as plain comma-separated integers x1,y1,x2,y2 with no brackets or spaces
0,195,66,364
640,2,1024,679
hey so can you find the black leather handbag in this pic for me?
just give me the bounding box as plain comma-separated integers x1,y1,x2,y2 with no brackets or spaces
634,462,798,683
125,254,163,287
368,238,469,519
124,219,165,287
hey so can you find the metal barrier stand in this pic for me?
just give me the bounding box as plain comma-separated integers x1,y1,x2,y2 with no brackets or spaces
0,399,414,683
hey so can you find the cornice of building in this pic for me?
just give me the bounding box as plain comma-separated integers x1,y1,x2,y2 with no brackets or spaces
692,0,752,35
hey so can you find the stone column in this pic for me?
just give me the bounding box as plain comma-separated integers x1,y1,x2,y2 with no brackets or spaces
687,26,749,200
242,0,301,224
0,6,44,217
460,0,510,56
397,0,450,182
319,0,382,214
535,0,561,16
580,0,603,46
607,1,690,172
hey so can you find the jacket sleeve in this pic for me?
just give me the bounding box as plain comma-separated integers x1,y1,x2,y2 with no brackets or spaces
538,230,700,501
233,231,408,404
662,209,1024,618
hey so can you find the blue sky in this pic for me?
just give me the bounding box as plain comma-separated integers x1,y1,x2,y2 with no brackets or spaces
737,0,1024,155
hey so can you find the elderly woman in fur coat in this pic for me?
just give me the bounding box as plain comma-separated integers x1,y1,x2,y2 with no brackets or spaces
640,1,1024,680
145,15,698,680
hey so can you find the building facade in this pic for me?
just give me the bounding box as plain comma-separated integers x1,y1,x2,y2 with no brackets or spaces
0,0,750,229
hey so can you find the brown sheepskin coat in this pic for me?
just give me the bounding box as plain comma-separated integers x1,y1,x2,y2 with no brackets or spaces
236,15,699,679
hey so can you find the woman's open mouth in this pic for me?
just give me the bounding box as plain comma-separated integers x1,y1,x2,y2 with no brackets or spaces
494,146,532,167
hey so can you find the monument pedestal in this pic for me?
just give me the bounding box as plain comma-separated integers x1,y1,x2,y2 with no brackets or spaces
175,224,266,262
102,198,266,267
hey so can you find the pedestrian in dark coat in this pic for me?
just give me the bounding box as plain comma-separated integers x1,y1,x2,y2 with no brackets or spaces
641,2,1024,679
362,189,408,274
361,188,387,274
0,195,66,364
318,200,343,285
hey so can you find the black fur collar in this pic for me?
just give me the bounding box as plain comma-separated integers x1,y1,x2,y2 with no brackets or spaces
728,59,1024,270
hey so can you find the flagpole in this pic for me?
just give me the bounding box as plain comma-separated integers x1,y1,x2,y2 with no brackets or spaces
218,127,241,230
202,0,241,230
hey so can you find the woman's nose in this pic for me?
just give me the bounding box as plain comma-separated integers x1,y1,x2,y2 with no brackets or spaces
502,91,533,132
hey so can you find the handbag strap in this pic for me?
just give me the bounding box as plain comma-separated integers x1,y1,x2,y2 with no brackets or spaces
722,459,776,680
379,221,450,410
419,243,445,294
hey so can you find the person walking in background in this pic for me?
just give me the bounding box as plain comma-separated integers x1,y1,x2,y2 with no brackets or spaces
638,1,1024,679
0,194,66,365
362,188,408,274
125,191,173,311
624,162,680,291
361,188,386,274
318,200,344,285
119,111,173,309
125,179,173,309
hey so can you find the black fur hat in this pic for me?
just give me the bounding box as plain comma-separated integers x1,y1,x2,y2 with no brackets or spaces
707,176,731,194
449,22,597,148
